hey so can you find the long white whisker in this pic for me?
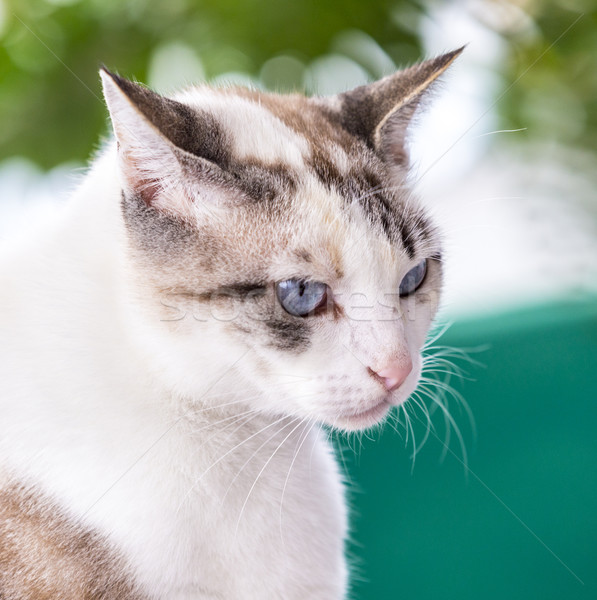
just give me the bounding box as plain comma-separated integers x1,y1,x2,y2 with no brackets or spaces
176,413,293,513
403,319,486,465
474,127,527,138
407,392,434,456
279,416,318,544
403,404,417,473
386,407,406,443
221,415,307,504
235,417,306,537
417,384,468,472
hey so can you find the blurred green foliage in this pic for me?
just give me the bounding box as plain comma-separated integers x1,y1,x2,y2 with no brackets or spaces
0,0,595,170
0,0,422,168
494,0,597,150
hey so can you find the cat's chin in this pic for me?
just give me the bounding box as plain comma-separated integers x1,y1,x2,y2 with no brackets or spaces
333,399,392,432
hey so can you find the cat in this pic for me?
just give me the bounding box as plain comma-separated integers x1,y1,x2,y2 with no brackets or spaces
0,47,462,599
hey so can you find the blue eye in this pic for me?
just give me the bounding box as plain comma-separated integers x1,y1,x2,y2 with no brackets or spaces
276,279,328,317
399,259,427,297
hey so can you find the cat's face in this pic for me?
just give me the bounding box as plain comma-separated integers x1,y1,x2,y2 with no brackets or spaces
102,49,460,431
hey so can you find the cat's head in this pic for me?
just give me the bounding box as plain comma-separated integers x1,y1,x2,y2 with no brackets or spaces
101,49,461,431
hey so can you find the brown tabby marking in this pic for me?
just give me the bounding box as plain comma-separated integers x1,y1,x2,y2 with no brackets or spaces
229,87,429,257
104,50,461,354
0,483,146,600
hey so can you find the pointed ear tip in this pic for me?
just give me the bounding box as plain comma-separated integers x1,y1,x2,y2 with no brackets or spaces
442,45,466,64
452,45,466,56
99,68,133,106
419,46,465,77
99,66,118,89
99,68,131,113
99,66,132,91
433,46,464,62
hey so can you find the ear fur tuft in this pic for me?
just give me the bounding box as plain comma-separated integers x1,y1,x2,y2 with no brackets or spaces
332,47,464,166
100,69,231,220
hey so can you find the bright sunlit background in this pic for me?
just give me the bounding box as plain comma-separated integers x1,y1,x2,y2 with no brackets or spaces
1,1,596,599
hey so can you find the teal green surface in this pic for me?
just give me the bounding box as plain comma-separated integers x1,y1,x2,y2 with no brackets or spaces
338,300,597,599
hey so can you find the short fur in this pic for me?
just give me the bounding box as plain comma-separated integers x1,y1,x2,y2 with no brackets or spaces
0,48,461,599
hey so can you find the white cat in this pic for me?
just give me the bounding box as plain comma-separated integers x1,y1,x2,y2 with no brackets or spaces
0,48,461,599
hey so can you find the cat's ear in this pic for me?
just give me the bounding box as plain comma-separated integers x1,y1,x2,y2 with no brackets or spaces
331,47,463,167
100,68,230,220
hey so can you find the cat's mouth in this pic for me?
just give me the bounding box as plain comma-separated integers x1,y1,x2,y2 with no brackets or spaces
335,400,391,431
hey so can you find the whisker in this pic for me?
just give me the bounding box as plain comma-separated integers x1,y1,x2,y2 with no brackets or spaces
221,415,309,504
176,412,293,512
407,392,434,457
399,320,487,467
474,127,527,138
403,404,417,473
416,384,468,473
234,416,306,537
279,417,318,547
385,410,406,444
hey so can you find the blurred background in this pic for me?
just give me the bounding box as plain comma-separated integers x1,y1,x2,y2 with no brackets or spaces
0,0,595,598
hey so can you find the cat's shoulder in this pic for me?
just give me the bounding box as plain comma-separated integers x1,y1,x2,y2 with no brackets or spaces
0,478,147,600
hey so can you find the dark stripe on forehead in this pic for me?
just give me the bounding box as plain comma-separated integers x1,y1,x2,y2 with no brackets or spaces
306,148,418,257
214,88,421,259
402,210,441,259
414,213,436,242
308,147,346,192
246,90,429,259
227,160,297,204
397,213,416,259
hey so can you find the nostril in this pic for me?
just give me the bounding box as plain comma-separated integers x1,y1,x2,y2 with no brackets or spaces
369,357,413,392
367,367,396,392
367,366,381,383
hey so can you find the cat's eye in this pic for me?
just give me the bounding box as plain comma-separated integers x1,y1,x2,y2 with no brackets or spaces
276,279,328,317
399,259,428,297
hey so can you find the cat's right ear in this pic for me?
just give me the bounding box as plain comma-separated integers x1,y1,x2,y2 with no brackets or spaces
100,68,231,221
325,48,464,169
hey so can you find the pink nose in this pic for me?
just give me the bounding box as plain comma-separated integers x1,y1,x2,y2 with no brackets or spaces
370,356,413,392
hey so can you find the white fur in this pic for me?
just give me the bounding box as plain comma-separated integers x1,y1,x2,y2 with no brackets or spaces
0,70,443,597
0,151,347,599
176,87,311,167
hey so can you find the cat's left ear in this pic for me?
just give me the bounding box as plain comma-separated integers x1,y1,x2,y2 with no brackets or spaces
100,68,232,221
328,47,464,167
